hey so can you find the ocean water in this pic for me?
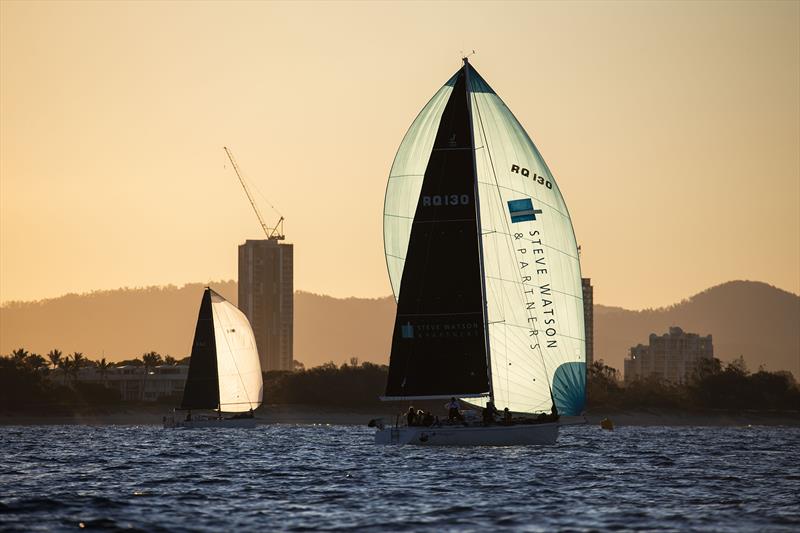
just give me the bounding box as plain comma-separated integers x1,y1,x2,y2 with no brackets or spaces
1,424,799,531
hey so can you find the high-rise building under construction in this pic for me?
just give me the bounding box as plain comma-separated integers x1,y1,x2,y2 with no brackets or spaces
238,239,293,372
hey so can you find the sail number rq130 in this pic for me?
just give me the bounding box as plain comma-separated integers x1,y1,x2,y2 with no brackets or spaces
511,164,553,189
422,194,470,207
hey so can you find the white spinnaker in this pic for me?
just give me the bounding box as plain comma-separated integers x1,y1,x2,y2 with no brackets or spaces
468,68,585,414
384,74,457,300
210,292,263,412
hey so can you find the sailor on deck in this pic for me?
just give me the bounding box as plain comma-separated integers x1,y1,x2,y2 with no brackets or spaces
446,397,463,422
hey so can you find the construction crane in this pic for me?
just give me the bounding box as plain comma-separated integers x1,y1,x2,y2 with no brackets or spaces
223,146,285,240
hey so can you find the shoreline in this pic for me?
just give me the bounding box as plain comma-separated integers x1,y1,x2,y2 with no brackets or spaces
1,405,799,427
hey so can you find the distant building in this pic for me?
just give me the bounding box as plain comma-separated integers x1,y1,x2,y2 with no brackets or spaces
582,278,593,367
51,365,189,402
238,239,294,372
624,327,713,384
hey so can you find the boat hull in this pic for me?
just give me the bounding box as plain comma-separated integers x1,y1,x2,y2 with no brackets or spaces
374,422,559,446
162,416,257,429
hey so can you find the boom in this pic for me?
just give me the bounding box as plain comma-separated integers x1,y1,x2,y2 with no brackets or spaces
224,146,284,240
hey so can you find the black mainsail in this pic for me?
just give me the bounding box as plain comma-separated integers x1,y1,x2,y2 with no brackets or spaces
384,66,490,399
180,289,220,409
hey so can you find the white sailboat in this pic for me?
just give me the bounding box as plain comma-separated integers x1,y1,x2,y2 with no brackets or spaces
375,58,586,446
163,287,263,428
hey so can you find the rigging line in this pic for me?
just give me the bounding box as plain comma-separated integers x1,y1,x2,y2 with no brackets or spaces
413,218,481,224
482,229,580,261
493,332,580,380
385,214,481,225
487,324,559,375
398,311,484,317
496,320,586,343
484,275,582,300
472,89,556,407
495,316,587,343
465,61,495,404
388,173,425,179
211,303,254,409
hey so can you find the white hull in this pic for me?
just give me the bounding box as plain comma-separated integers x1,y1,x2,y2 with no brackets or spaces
374,422,559,446
162,416,256,429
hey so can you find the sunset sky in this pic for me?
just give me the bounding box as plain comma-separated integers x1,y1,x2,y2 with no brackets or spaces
1,0,798,310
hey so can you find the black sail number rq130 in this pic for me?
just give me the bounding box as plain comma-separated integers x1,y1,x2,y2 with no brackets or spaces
385,69,490,398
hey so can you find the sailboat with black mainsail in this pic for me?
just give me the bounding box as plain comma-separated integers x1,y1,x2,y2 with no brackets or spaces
375,58,586,445
164,288,263,428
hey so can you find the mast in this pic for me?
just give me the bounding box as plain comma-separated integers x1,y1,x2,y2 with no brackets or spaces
463,57,495,406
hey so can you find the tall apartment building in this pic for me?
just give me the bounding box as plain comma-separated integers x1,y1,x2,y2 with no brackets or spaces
238,239,294,372
582,278,594,368
624,327,713,384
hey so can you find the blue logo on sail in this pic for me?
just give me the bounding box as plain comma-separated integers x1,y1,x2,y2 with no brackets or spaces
507,198,542,223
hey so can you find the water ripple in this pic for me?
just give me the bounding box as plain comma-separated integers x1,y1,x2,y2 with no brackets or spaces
1,425,799,531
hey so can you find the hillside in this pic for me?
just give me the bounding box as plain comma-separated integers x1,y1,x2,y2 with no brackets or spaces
594,281,799,377
1,280,797,377
0,283,395,368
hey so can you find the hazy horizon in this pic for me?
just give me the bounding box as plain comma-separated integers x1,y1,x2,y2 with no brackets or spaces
2,1,798,310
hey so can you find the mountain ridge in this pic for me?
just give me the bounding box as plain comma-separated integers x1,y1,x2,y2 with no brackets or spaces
1,280,797,377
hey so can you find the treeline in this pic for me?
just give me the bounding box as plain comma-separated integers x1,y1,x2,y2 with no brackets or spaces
588,358,800,411
4,346,799,413
264,358,388,407
0,348,184,413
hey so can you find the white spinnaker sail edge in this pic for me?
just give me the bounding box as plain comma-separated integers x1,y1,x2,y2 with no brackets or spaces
384,73,458,302
468,68,586,415
210,292,263,412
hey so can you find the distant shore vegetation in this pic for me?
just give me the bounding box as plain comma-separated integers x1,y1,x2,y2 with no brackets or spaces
2,349,798,415
587,359,800,411
0,349,187,413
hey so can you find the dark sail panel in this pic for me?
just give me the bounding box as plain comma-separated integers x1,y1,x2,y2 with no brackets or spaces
385,69,490,398
180,289,220,409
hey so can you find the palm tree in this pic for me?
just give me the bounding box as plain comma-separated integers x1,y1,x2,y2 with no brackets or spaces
66,352,84,384
71,352,85,369
164,355,177,366
141,351,163,371
26,353,48,372
47,349,63,372
97,357,111,386
11,348,28,365
141,351,163,401
59,358,72,385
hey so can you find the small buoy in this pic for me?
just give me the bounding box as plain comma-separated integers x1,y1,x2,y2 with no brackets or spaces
600,417,614,431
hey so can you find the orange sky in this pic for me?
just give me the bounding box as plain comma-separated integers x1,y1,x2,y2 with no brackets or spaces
1,0,798,310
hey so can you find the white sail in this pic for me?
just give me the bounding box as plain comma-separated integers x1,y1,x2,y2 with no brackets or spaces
467,68,585,415
382,63,586,416
384,74,457,298
210,292,263,412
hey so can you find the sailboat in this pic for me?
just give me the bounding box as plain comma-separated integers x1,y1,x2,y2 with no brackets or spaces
163,288,263,428
375,58,586,445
